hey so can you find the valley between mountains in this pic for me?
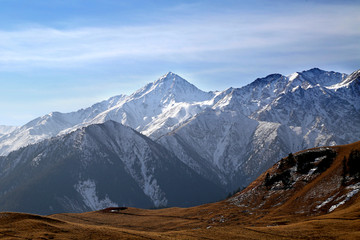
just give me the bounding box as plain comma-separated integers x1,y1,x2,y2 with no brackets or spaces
0,68,359,215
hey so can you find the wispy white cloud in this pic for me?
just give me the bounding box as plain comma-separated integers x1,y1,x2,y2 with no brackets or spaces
1,1,359,126
0,3,358,70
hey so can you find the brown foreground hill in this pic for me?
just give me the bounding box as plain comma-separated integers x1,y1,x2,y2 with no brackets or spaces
0,141,359,239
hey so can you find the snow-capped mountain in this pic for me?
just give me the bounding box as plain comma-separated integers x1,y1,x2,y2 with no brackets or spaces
0,95,126,156
251,69,359,148
328,69,360,111
83,72,216,138
213,68,347,116
158,68,360,190
0,72,216,156
0,68,359,202
0,121,225,214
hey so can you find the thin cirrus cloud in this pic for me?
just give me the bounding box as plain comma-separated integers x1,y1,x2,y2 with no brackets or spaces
0,3,359,71
0,1,359,126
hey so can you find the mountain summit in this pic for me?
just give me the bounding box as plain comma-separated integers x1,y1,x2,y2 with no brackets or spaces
131,72,214,103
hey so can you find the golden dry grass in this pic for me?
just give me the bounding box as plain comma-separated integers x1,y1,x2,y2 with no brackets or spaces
1,203,359,239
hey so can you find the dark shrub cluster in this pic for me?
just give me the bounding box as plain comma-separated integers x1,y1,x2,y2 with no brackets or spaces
278,153,296,171
264,170,292,189
296,149,336,174
348,149,360,177
226,186,245,199
264,149,337,189
314,151,337,174
342,149,360,185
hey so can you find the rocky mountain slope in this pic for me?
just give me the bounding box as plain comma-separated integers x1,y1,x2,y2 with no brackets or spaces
158,68,359,190
0,121,225,214
228,140,360,217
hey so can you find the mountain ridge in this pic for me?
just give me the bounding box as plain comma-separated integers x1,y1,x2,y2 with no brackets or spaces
0,67,359,206
0,68,353,156
157,68,359,190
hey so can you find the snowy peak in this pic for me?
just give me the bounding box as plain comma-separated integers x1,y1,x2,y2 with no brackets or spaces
91,72,216,137
131,72,213,103
338,69,360,87
300,67,325,76
155,72,194,88
210,68,347,116
326,69,359,92
156,71,182,83
243,68,345,96
250,73,284,87
248,68,344,89
295,68,347,87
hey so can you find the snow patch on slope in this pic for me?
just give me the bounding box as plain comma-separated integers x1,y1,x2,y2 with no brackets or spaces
329,183,360,212
75,179,118,211
92,121,168,207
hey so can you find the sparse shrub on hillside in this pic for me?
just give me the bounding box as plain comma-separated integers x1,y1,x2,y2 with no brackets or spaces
226,186,244,198
314,152,336,174
279,153,296,171
341,150,359,185
279,170,292,187
278,158,286,170
342,157,348,186
266,149,337,189
348,149,360,177
288,153,296,166
264,173,271,187
296,149,336,174
297,156,314,174
264,170,292,189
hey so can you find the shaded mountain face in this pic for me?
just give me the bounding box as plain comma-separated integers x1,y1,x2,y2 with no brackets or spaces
0,68,359,209
0,121,225,214
228,140,360,217
158,108,260,189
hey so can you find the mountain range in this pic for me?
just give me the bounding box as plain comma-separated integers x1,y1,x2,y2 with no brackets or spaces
0,67,359,214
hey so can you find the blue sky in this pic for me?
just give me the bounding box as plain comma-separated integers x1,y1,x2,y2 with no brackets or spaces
0,0,359,126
